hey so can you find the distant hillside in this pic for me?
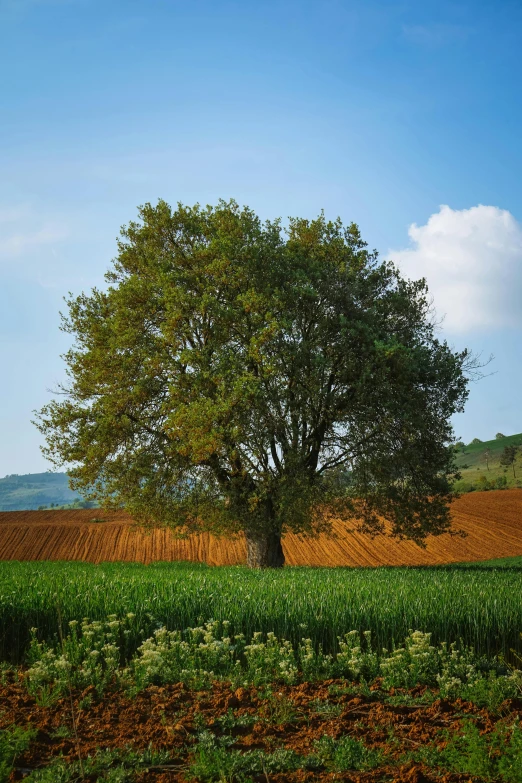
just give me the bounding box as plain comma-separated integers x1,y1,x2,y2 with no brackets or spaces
0,473,97,511
454,432,522,491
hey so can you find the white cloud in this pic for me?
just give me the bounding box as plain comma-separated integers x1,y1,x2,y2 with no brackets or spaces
388,205,522,334
0,206,68,260
0,225,67,258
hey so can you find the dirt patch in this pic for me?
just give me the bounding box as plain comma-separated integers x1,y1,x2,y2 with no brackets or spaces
1,674,517,782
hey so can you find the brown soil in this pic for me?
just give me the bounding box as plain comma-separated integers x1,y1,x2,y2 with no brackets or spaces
1,674,517,782
0,489,521,566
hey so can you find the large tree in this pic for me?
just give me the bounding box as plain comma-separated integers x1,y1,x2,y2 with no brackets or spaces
33,199,473,567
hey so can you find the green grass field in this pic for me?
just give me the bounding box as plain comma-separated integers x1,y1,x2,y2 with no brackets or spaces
454,431,522,491
1,559,521,665
2,558,522,781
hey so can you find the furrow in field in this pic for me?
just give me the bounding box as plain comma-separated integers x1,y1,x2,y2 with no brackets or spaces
0,489,521,565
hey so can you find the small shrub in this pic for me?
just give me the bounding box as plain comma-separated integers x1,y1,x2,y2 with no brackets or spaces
477,475,493,491
310,698,342,718
213,709,256,732
457,670,521,711
0,725,36,783
189,732,310,781
335,630,379,681
244,632,297,685
260,692,298,725
452,480,475,493
380,631,440,689
496,719,522,782
411,719,522,781
131,620,242,690
298,637,333,681
26,614,142,700
312,734,384,772
24,746,173,782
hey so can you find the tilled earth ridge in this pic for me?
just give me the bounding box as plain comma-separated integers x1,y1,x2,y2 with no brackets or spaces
1,675,520,782
1,489,522,566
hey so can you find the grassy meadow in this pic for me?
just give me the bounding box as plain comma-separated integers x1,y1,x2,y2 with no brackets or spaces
454,432,522,491
1,558,522,665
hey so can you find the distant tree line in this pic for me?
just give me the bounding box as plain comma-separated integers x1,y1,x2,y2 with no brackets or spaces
37,499,97,510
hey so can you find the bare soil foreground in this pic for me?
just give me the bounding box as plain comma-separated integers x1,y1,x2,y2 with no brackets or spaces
0,489,521,566
2,673,520,782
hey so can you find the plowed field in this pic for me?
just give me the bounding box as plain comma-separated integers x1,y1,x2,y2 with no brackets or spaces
2,674,518,783
1,489,521,566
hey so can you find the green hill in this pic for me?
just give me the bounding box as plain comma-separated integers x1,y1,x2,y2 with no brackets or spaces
0,472,97,511
454,432,522,492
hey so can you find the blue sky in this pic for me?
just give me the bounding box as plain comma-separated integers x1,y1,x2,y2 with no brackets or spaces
1,0,521,476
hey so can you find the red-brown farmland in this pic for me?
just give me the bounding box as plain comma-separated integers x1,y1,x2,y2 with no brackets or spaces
0,489,521,565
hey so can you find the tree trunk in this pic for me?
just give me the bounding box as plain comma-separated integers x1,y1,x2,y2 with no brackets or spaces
245,529,285,568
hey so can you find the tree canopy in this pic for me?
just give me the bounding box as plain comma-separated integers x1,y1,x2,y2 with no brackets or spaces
33,199,473,566
500,445,521,478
